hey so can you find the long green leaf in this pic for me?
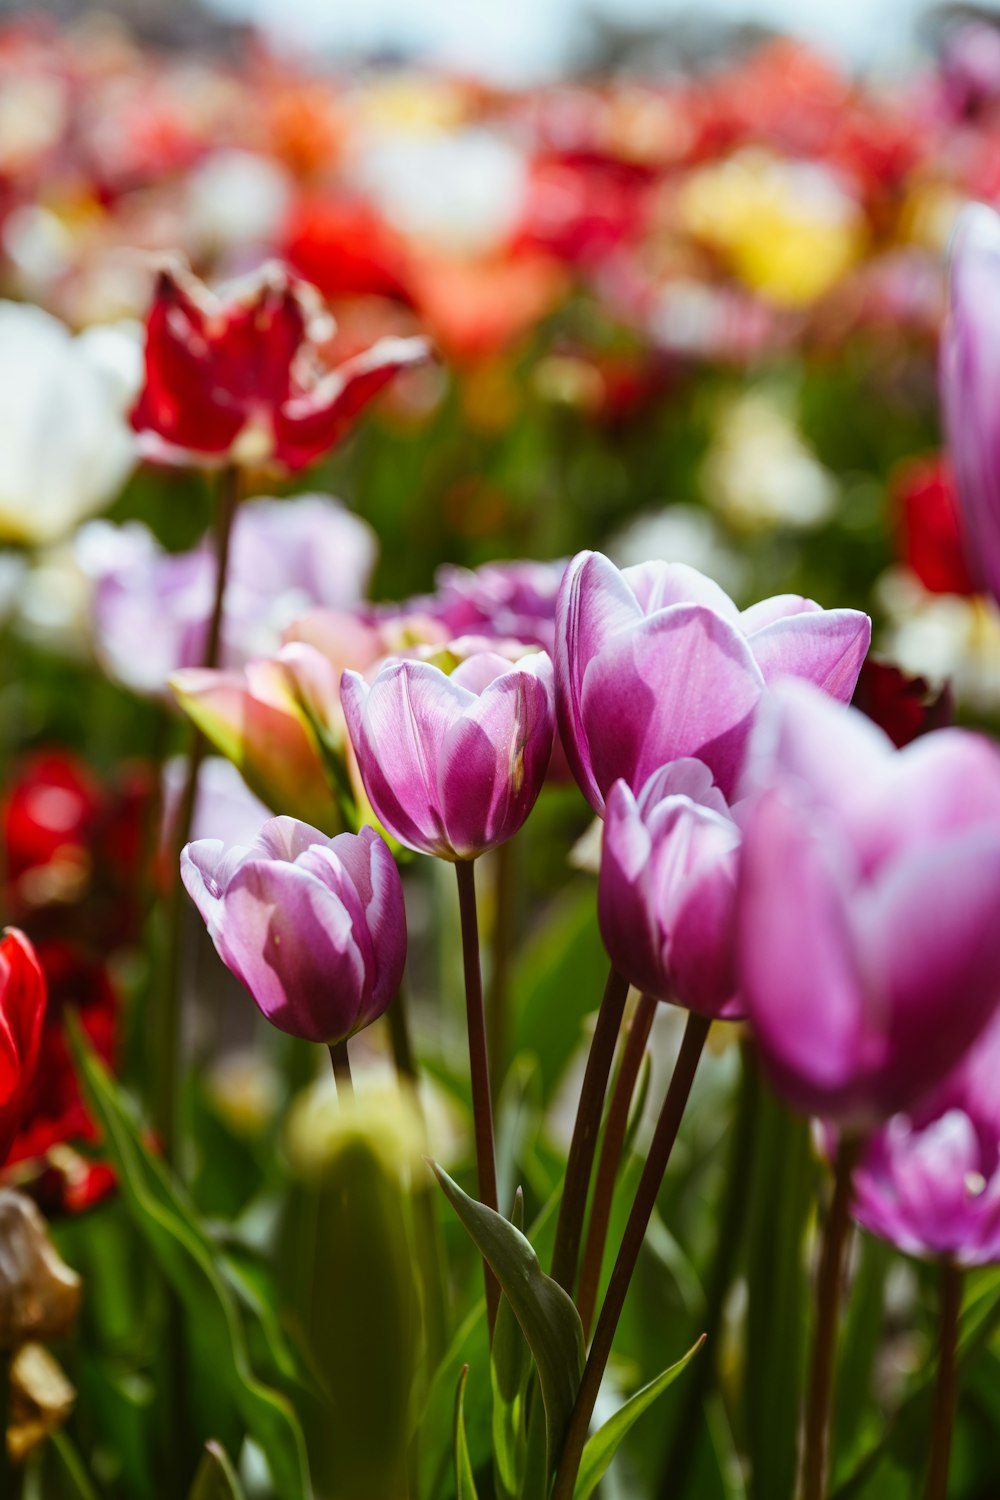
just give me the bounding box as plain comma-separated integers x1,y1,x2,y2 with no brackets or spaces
454,1367,480,1500
188,1443,247,1499
432,1164,585,1476
68,1020,310,1500
574,1336,705,1500
492,1189,532,1499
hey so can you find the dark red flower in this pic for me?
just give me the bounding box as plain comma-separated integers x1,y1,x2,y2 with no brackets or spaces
0,929,46,1165
131,259,430,471
282,195,412,302
5,943,117,1210
894,454,978,596
852,657,954,748
3,752,101,912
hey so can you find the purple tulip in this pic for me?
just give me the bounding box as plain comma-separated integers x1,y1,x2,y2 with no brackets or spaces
598,760,743,1019
737,681,1000,1129
181,818,406,1044
941,202,1000,606
850,1012,1000,1265
340,650,554,860
80,495,376,696
555,551,871,813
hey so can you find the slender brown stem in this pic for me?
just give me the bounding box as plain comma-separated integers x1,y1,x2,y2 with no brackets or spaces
486,838,516,1094
550,965,630,1294
925,1260,963,1500
155,463,241,1165
801,1134,862,1500
552,1011,711,1500
455,859,500,1336
577,992,658,1337
387,987,419,1087
328,1040,354,1100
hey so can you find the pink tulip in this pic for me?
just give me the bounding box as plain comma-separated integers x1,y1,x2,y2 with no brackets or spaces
598,760,743,1019
940,202,1000,606
182,819,405,1044
340,650,554,860
737,681,1000,1128
555,551,871,813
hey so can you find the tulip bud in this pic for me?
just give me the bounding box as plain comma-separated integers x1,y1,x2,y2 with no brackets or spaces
341,649,555,860
182,818,407,1045
283,1082,422,1500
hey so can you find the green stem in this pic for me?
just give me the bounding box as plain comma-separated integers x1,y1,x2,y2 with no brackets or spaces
328,1040,354,1100
657,1037,760,1498
550,965,630,1295
801,1135,861,1500
552,1011,711,1500
154,463,241,1165
577,992,658,1338
455,859,500,1336
0,1347,13,1497
925,1261,963,1500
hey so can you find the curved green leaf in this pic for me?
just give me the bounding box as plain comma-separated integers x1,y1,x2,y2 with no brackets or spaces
574,1336,705,1500
432,1164,585,1477
492,1189,532,1499
454,1367,480,1500
189,1443,247,1499
68,1020,310,1500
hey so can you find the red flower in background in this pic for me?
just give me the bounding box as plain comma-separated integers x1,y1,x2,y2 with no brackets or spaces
4,751,100,911
282,196,412,302
894,454,978,596
0,928,46,1164
852,657,954,748
4,943,117,1213
131,259,431,471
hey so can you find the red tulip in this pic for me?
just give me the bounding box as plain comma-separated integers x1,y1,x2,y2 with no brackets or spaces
131,259,430,471
0,929,46,1164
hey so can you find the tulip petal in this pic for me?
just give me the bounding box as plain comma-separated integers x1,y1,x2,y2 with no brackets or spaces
623,560,741,620
581,605,764,802
746,608,871,702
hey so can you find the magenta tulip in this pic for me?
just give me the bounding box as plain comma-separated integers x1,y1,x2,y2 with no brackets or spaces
181,818,406,1044
555,551,871,812
940,202,1000,605
340,650,554,860
850,1012,1000,1265
598,760,743,1019
737,681,1000,1128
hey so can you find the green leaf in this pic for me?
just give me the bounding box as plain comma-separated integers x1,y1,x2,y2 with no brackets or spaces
68,1019,310,1500
454,1367,480,1500
188,1443,247,1499
492,1189,533,1499
573,1336,705,1500
432,1163,585,1477
417,1303,490,1500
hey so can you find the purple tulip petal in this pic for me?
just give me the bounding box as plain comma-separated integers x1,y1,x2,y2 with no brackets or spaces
738,594,821,632
622,560,741,620
582,605,764,802
746,608,871,702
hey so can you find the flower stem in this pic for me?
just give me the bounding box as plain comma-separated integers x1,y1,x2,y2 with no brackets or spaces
328,1040,354,1100
552,1010,711,1500
155,463,241,1165
455,858,500,1336
925,1260,963,1500
801,1134,861,1500
577,991,658,1338
550,964,630,1295
487,837,516,1095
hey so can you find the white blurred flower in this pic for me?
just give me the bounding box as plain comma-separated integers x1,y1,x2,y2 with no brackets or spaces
162,754,271,852
14,544,91,654
608,503,750,600
353,127,527,255
877,568,1000,714
700,390,837,532
0,303,141,545
184,149,293,258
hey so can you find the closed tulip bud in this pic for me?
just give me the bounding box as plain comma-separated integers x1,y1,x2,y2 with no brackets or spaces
0,931,46,1165
599,761,743,1019
555,550,871,813
737,681,1000,1129
340,649,555,860
181,819,406,1045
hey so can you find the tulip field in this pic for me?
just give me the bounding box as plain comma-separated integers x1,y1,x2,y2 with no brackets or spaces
5,10,1000,1500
